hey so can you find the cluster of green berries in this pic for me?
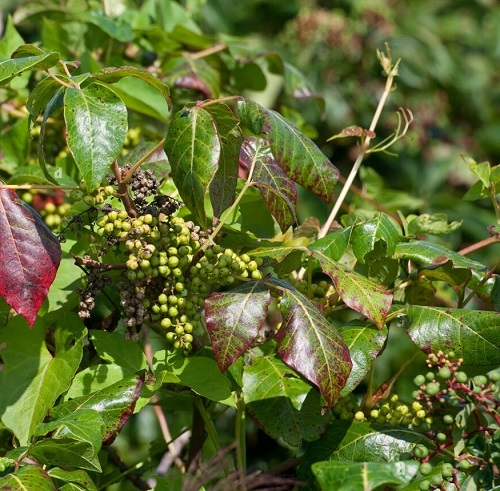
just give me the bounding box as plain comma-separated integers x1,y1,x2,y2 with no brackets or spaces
94,208,262,354
70,179,116,207
122,127,141,154
21,189,71,230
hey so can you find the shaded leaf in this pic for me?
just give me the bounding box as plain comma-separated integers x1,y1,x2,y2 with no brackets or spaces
64,82,127,191
407,213,462,236
90,331,148,374
351,213,401,264
205,103,243,221
0,314,85,445
312,460,418,491
308,248,393,328
237,98,339,202
0,466,57,490
81,11,134,42
26,76,62,124
51,373,145,444
91,65,171,110
164,105,220,225
0,45,59,86
48,468,97,491
405,306,500,364
271,279,352,410
0,188,61,326
417,260,472,291
242,137,298,232
243,356,329,447
339,323,389,397
205,281,271,372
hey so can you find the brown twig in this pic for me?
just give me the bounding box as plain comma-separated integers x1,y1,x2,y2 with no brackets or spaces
111,160,138,217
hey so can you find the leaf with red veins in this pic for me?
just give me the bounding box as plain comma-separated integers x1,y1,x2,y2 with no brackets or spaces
274,282,352,410
205,281,271,372
0,188,61,326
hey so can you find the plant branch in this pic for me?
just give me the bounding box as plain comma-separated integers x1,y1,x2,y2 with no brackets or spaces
457,236,500,256
111,160,138,217
318,52,400,240
186,43,227,60
121,138,166,184
45,68,75,89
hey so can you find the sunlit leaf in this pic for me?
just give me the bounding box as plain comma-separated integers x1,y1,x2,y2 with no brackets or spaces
0,466,57,490
0,188,61,326
205,281,270,372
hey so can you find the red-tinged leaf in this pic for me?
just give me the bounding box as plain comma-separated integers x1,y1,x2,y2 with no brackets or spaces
205,103,243,222
272,280,352,410
308,248,392,329
0,188,61,326
237,98,339,203
205,281,271,372
241,137,297,232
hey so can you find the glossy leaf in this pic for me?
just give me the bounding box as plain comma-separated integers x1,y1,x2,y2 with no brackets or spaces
312,460,419,491
0,466,57,490
90,331,148,374
405,306,500,364
164,105,220,225
51,373,145,444
308,227,352,261
272,280,352,409
406,213,462,236
205,281,271,372
29,439,101,472
0,45,59,86
0,188,61,326
417,260,471,290
205,103,243,221
237,98,339,202
339,323,389,397
47,468,97,491
351,213,401,264
308,248,393,328
241,137,298,232
0,314,85,445
243,356,329,447
91,65,171,110
26,76,63,124
64,82,128,190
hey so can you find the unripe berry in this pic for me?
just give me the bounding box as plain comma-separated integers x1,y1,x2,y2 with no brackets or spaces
455,371,468,383
473,375,487,386
425,372,435,381
419,462,432,475
425,382,440,396
183,333,193,344
458,460,471,471
488,370,500,382
436,432,447,443
441,463,453,478
416,409,426,419
438,367,452,379
161,318,172,329
418,480,430,491
430,475,443,486
414,374,426,386
443,414,454,425
354,411,365,421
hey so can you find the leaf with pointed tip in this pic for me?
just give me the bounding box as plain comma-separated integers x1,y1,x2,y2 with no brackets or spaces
237,98,338,202
417,260,471,291
308,248,392,328
405,306,500,364
205,281,270,372
248,241,306,265
48,468,97,491
26,77,61,124
0,466,57,490
308,227,352,261
164,105,220,225
312,460,419,491
205,103,243,221
64,82,127,191
339,323,388,397
351,213,401,264
51,373,145,444
91,65,171,110
0,45,59,86
0,188,61,326
241,137,297,232
0,314,85,445
271,279,351,409
243,355,329,447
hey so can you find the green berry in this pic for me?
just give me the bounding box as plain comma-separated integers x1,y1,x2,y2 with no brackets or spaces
414,374,426,386
438,367,452,379
354,411,365,421
413,444,429,459
458,459,471,471
425,372,435,381
488,370,500,382
161,318,172,329
443,414,454,425
441,463,453,478
425,382,440,396
455,371,468,383
183,333,193,344
436,432,447,443
419,462,433,475
429,475,443,486
472,375,487,386
418,480,430,491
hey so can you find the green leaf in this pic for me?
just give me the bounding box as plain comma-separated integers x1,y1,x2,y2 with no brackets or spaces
405,306,500,364
406,213,462,236
308,227,352,261
0,45,59,86
312,460,419,491
271,279,352,410
0,314,85,446
27,77,67,124
34,409,104,451
91,65,171,110
416,260,472,290
168,357,235,406
0,465,57,490
468,159,491,188
339,323,389,397
81,11,134,42
90,331,148,373
48,468,97,491
0,117,30,172
351,213,401,264
164,105,221,225
29,439,102,472
243,356,329,447
205,103,243,221
205,281,271,372
308,248,393,328
237,98,339,203
242,137,298,232
0,17,24,58
51,373,145,444
64,82,128,190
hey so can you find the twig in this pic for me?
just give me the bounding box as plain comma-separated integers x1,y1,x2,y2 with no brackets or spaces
457,236,500,256
121,138,166,184
111,160,138,217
